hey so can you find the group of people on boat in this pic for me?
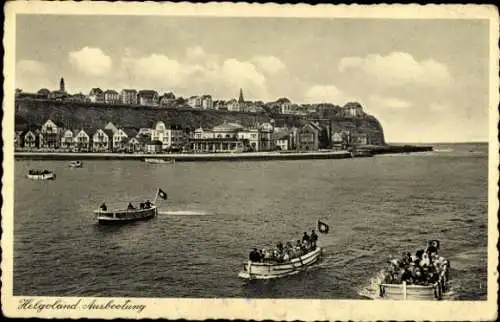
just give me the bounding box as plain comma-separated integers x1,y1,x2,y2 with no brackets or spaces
28,169,52,175
99,199,154,212
385,240,450,286
249,230,319,263
128,200,153,210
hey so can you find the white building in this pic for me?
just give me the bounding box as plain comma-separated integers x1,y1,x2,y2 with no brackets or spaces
201,95,213,110
188,96,202,108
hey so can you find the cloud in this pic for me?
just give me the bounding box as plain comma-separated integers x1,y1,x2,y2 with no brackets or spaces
221,58,266,87
369,94,413,110
186,46,207,61
16,59,47,76
252,55,286,75
303,84,346,104
123,54,186,85
15,60,55,91
338,52,451,87
69,47,112,77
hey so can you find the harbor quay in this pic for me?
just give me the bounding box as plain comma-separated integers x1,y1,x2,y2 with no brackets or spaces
13,145,433,162
14,150,353,161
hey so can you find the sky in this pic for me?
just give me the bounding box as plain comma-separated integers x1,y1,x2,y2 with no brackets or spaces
15,15,491,143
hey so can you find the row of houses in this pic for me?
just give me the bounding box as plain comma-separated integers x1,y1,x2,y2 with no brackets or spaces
15,120,188,153
15,117,374,154
16,78,366,117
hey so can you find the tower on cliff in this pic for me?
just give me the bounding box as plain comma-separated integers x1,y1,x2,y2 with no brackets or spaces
238,88,244,103
59,77,65,92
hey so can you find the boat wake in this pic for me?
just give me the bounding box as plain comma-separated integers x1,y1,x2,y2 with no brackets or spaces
356,269,386,299
158,210,209,216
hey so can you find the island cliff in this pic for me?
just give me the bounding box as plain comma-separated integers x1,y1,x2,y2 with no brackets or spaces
14,98,386,147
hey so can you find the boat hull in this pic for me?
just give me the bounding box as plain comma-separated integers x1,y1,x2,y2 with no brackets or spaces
68,162,83,168
94,206,157,224
144,158,175,164
238,247,321,280
26,173,56,180
377,270,449,300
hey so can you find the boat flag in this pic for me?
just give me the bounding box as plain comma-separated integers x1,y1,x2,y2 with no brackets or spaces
158,188,168,200
318,220,329,234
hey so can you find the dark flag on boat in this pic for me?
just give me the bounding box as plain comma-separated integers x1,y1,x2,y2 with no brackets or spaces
158,188,168,200
318,220,329,234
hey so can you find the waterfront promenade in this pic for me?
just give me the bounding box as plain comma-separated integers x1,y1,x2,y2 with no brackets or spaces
14,150,353,161
14,145,433,162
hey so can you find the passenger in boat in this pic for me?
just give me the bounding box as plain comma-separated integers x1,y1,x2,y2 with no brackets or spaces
420,252,431,267
145,200,152,208
100,203,107,211
426,240,439,256
302,232,310,243
127,202,135,210
310,230,318,249
249,248,262,262
402,252,412,266
139,202,145,209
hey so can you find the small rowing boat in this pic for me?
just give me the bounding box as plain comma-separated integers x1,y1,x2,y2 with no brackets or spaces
68,160,83,168
94,188,168,224
144,158,175,164
376,240,451,300
26,170,56,181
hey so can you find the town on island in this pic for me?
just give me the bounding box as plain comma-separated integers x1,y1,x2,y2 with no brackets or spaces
14,77,432,161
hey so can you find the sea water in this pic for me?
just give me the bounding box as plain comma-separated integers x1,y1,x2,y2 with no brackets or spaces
13,143,488,299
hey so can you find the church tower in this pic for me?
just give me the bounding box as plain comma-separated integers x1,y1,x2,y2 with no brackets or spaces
59,77,65,92
238,88,244,103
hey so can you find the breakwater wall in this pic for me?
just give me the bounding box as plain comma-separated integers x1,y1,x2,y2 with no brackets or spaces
14,151,353,162
368,145,433,155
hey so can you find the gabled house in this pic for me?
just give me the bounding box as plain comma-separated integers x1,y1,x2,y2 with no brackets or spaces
104,122,119,134
92,128,113,152
112,128,130,152
40,119,64,149
272,129,291,151
297,122,321,151
23,130,39,149
74,129,91,152
61,129,76,150
126,135,148,153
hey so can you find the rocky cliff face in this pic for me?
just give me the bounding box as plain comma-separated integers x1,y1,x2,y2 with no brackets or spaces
14,98,385,145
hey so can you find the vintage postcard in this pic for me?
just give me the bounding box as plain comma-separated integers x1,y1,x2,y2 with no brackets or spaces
2,1,499,320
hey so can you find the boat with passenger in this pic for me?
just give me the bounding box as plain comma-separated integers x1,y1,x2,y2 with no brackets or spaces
376,240,451,300
144,158,175,164
94,188,168,224
26,169,56,181
68,160,83,168
238,221,329,280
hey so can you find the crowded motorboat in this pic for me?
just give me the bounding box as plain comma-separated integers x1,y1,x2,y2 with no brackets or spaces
238,221,328,280
26,169,56,180
248,230,319,263
377,240,451,300
94,188,167,224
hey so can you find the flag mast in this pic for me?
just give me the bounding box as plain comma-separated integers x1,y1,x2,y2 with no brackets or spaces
153,188,159,205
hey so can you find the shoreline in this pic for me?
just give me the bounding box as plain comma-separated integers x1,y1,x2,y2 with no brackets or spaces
13,145,433,161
